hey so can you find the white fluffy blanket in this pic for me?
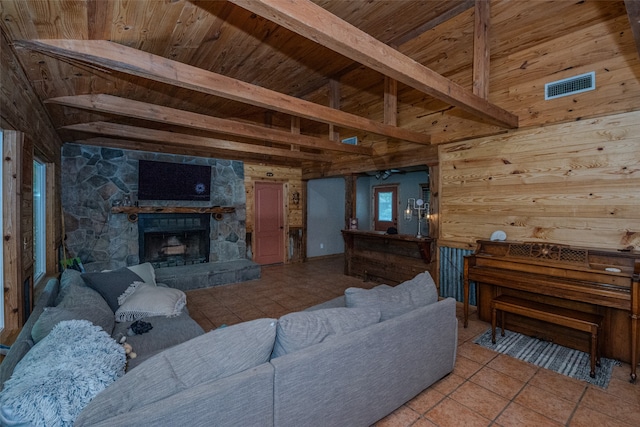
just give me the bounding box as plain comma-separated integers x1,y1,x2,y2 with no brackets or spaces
0,320,126,426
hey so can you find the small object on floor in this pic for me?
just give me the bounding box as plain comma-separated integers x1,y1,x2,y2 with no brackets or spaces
127,320,153,336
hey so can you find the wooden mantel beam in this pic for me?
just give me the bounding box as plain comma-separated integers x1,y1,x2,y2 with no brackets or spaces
62,122,332,163
45,94,372,155
229,0,518,129
15,39,431,145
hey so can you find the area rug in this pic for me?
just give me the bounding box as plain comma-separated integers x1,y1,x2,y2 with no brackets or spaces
474,329,620,388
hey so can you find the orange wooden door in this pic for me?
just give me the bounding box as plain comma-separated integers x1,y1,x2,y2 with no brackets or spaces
254,182,285,265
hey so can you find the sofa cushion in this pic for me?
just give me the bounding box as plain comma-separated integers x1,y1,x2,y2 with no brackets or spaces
81,267,143,312
111,307,205,370
345,271,438,320
32,283,115,342
0,320,125,427
124,262,157,286
78,318,277,424
271,307,380,358
55,268,86,306
114,282,186,322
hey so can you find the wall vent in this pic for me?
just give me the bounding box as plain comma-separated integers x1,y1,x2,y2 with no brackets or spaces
341,136,358,145
545,71,595,100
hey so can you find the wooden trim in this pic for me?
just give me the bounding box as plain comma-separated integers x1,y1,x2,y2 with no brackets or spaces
3,131,22,331
17,39,432,145
230,0,518,129
45,162,57,275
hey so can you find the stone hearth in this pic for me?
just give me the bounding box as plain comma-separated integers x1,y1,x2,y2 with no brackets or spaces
154,260,261,291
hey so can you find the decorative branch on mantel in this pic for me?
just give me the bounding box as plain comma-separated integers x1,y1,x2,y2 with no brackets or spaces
111,206,236,222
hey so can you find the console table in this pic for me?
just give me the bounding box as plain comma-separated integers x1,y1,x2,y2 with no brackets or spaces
341,230,435,286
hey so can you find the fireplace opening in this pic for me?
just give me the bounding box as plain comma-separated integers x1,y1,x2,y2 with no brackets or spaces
138,213,210,268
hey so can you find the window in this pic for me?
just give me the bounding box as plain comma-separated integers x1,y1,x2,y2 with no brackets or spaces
373,185,397,231
33,159,46,283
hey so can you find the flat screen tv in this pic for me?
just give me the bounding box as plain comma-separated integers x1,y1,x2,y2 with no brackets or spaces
138,160,211,201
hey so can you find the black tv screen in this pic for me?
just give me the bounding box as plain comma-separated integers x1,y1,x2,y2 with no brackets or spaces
138,160,211,201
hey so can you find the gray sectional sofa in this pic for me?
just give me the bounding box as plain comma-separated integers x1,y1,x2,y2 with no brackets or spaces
0,267,458,427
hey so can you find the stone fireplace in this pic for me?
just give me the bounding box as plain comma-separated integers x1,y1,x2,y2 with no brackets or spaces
138,213,210,268
61,144,249,274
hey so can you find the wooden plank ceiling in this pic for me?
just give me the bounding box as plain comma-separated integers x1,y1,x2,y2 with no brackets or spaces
0,0,637,174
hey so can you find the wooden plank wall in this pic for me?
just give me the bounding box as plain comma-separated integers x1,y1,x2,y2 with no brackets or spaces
244,163,304,262
1,29,62,331
438,110,640,251
395,1,640,145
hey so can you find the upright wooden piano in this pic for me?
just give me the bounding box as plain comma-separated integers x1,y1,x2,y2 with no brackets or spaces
463,240,640,382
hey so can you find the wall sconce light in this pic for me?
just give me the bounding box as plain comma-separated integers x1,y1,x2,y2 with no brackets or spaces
292,191,300,205
405,198,428,238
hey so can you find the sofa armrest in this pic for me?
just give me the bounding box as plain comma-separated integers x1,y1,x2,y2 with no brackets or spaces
271,297,458,427
76,363,275,427
0,278,59,390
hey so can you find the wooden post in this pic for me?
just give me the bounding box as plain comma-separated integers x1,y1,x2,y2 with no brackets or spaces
329,78,340,142
473,0,490,99
384,76,398,126
344,174,357,230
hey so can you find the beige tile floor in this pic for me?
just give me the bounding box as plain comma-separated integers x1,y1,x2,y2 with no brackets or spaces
185,256,640,427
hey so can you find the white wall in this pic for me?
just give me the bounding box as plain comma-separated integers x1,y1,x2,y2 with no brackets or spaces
306,171,430,257
307,177,345,257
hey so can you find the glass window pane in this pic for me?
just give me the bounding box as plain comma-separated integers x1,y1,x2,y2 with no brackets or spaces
378,191,392,221
33,160,46,282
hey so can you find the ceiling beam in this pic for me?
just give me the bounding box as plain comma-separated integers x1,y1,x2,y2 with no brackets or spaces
73,137,304,166
228,0,518,129
15,39,431,145
45,94,372,155
62,122,332,163
625,0,640,60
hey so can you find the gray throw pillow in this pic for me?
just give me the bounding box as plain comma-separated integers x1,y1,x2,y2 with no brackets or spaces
345,271,438,320
271,307,380,358
32,284,116,342
76,318,277,425
81,267,143,312
55,268,86,306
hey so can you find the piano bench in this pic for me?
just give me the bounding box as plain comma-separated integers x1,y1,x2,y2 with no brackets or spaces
491,295,603,378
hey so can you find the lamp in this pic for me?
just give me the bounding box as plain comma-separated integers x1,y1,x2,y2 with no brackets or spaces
405,198,428,238
404,200,412,220
292,191,300,205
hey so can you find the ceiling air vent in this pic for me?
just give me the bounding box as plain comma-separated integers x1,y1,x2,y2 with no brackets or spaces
545,71,595,100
